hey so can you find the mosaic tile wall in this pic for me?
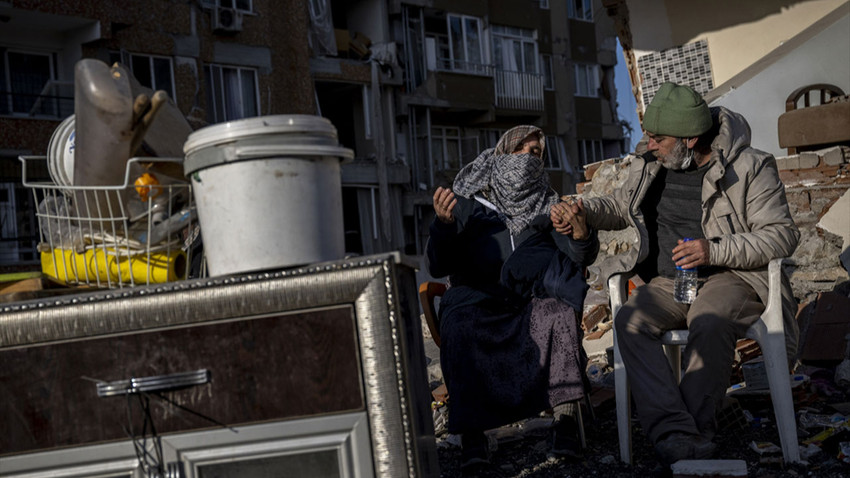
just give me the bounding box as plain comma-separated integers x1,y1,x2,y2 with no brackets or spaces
637,39,713,106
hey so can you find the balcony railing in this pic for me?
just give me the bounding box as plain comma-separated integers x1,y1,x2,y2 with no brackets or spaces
432,58,494,77
1,80,74,119
425,60,544,111
494,69,544,111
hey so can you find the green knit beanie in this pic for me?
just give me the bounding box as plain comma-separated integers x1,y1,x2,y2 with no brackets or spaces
642,82,712,137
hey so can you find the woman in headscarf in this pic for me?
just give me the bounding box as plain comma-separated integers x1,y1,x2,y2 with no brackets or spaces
425,125,598,475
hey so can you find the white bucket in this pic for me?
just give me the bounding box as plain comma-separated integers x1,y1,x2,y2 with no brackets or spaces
183,115,353,277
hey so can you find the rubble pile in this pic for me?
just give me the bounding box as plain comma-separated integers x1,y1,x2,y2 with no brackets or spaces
779,146,850,299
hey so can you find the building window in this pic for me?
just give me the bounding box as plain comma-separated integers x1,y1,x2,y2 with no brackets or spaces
110,52,176,100
201,0,252,12
446,14,485,73
480,129,504,151
431,126,462,170
204,64,259,123
1,49,69,118
0,181,39,265
461,135,480,165
541,54,554,90
492,25,538,74
574,63,599,97
540,0,550,9
544,136,564,170
578,139,604,166
568,0,593,21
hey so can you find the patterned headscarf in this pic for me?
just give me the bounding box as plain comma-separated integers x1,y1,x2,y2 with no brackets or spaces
453,125,558,236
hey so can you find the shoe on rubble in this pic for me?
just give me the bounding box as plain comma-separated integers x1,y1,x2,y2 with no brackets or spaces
460,431,490,476
549,415,583,459
653,432,716,465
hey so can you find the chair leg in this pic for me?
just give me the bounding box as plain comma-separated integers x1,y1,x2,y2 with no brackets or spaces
584,393,596,422
576,402,587,449
752,324,801,464
664,344,682,384
614,330,633,464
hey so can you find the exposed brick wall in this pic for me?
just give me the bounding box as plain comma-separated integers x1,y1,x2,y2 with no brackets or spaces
777,146,850,298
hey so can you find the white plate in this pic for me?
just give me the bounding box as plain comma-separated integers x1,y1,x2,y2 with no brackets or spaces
47,115,76,188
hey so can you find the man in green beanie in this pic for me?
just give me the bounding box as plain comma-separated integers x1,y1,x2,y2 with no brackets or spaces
551,82,799,467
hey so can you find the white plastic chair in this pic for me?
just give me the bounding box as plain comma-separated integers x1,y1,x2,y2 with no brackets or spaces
609,258,801,464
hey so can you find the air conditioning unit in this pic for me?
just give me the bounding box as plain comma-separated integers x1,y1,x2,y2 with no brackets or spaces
213,6,243,33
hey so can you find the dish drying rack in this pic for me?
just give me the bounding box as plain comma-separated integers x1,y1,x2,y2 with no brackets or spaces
21,156,200,289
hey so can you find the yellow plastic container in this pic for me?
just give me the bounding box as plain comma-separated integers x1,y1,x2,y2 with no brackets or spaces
41,247,187,286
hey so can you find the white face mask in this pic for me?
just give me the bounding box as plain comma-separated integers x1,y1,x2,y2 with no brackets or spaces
657,139,693,171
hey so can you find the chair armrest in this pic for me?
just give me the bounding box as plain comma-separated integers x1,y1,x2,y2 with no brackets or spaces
419,281,447,347
608,272,634,319
761,258,788,334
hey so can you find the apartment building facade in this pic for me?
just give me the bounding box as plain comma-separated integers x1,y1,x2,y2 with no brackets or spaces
0,0,624,268
313,0,625,256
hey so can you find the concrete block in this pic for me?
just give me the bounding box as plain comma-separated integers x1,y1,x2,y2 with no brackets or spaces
817,188,850,246
775,155,800,170
799,152,820,169
820,146,846,166
671,459,747,477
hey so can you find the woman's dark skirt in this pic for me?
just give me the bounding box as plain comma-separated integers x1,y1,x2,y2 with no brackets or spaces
440,296,586,434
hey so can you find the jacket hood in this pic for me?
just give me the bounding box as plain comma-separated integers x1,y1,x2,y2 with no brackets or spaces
709,106,753,166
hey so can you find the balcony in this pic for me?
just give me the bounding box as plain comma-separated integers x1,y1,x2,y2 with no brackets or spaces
494,69,544,111
422,59,544,112
431,58,493,77
420,58,494,110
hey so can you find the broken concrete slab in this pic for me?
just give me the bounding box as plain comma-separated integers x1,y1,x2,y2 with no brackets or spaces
776,155,800,170
820,146,849,166
817,188,850,272
799,152,820,169
671,459,747,477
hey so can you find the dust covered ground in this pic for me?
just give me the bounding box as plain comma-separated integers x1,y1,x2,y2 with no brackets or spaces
432,374,850,477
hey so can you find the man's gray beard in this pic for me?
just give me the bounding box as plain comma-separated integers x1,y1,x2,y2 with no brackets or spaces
657,139,692,170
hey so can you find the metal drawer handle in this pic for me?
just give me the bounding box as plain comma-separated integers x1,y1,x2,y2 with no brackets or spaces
96,369,211,397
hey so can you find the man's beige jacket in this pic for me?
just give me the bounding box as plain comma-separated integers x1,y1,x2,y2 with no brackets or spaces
584,107,801,359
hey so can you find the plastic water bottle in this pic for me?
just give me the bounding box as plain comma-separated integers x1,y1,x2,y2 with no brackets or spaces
674,238,698,304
